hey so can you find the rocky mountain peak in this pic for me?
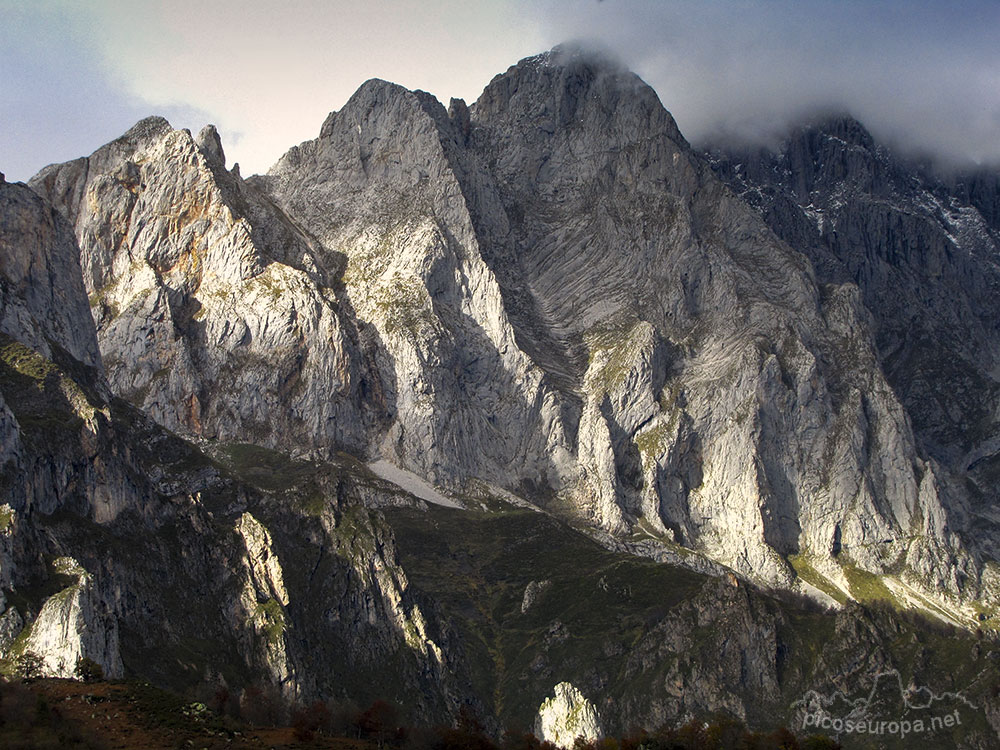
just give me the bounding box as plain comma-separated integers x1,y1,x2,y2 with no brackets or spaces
194,124,226,167
472,46,686,149
319,77,416,139
106,116,174,154
797,112,877,151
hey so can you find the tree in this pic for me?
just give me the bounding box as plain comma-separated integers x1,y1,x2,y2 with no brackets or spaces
292,699,331,742
13,653,43,680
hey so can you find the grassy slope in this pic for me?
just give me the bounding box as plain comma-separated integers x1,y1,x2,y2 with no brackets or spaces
386,504,999,748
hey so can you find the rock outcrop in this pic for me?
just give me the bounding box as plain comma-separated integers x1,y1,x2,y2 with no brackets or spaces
535,682,602,748
20,557,123,679
29,118,381,456
706,115,1000,472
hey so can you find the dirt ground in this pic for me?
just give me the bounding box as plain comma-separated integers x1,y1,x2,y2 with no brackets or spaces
8,678,373,750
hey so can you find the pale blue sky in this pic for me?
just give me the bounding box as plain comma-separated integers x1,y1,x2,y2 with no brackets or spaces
3,0,999,182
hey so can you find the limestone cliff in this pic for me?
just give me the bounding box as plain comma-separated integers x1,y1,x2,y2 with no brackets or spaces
257,48,985,611
707,115,1000,597
30,119,381,456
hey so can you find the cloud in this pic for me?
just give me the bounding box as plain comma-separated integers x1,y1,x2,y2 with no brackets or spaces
3,0,998,179
531,0,1000,167
0,2,213,182
59,0,546,176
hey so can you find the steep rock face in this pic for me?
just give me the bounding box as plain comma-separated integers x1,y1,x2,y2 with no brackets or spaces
468,51,974,596
0,183,459,716
20,556,123,679
0,182,101,371
0,337,457,711
706,116,1000,561
17,48,980,606
29,119,380,455
260,79,575,491
256,48,984,600
235,512,292,688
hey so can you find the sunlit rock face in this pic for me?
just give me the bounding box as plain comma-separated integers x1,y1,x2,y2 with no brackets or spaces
535,681,603,748
258,47,980,601
22,47,1000,620
20,557,124,680
30,118,381,457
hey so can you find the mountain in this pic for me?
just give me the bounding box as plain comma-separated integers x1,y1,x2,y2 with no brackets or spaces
705,115,1000,564
2,47,999,747
0,176,460,714
261,48,984,608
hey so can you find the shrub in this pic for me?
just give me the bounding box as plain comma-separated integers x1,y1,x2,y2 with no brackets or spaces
74,656,104,683
292,699,331,742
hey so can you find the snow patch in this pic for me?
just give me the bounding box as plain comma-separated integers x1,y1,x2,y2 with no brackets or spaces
368,460,464,509
882,577,968,629
487,484,544,512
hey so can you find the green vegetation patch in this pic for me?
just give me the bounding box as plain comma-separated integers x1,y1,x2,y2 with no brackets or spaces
255,599,285,644
788,554,849,605
373,274,436,337
0,619,36,676
0,337,59,381
634,417,677,467
583,315,647,396
385,505,706,731
213,442,380,516
0,505,13,532
216,442,319,493
841,562,900,608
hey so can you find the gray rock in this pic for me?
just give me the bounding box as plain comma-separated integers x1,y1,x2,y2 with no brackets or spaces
0,182,102,370
707,114,1000,588
30,117,381,457
21,557,124,679
535,681,602,747
255,49,984,605
195,124,226,166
